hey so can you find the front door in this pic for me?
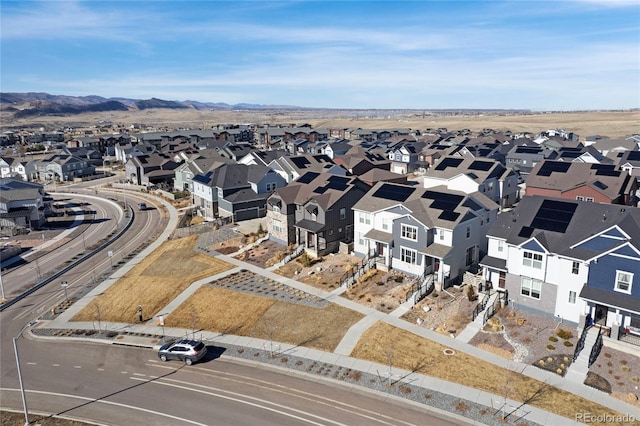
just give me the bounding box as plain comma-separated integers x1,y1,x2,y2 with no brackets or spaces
498,272,506,289
376,242,384,256
595,304,608,325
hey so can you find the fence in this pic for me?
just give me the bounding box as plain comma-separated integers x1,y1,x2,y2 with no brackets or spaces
589,327,604,367
573,324,591,362
413,275,435,304
472,290,491,321
340,254,376,288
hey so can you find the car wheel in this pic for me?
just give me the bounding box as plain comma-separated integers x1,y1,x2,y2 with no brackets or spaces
159,354,168,362
185,357,193,365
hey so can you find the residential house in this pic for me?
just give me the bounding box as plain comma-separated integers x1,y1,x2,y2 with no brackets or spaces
505,144,556,175
0,178,46,234
480,195,640,331
618,151,640,179
125,153,179,187
173,150,232,192
525,161,636,206
35,153,96,182
321,141,352,159
238,149,288,167
592,137,638,162
268,154,346,183
423,156,520,209
353,182,498,287
388,142,426,174
333,147,390,176
266,172,369,256
192,164,286,221
218,143,255,162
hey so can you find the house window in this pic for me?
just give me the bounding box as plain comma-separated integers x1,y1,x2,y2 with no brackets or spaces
521,277,541,299
615,270,633,294
272,219,282,233
401,247,417,265
382,218,389,231
568,290,576,304
266,182,276,191
329,229,334,236
401,224,417,241
586,197,594,202
576,196,584,201
497,240,504,253
439,228,445,241
572,261,579,275
523,251,543,269
466,226,470,239
338,227,343,233
272,205,280,214
340,207,346,220
357,232,364,246
359,212,371,225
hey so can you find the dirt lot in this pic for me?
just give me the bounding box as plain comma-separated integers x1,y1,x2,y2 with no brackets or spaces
402,287,476,337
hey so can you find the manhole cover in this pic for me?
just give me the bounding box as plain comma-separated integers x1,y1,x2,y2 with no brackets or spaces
443,348,455,356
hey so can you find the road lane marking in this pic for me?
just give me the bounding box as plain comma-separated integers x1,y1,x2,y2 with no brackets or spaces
132,373,146,377
166,365,419,426
74,366,81,369
0,387,207,425
52,364,60,367
131,377,343,426
27,362,37,365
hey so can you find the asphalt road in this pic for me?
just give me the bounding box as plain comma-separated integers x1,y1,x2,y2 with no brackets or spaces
2,338,458,426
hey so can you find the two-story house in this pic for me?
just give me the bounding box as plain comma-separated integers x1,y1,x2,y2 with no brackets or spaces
173,150,232,192
353,182,498,287
423,156,520,209
125,153,179,187
525,161,637,206
192,163,286,221
388,142,426,174
266,172,369,256
480,196,640,329
0,178,46,234
268,154,346,183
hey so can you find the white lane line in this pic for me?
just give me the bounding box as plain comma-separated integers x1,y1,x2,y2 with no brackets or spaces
132,373,146,377
0,387,206,425
52,364,60,367
26,362,37,365
120,371,128,374
97,368,104,371
131,377,342,426
170,365,418,426
74,366,81,369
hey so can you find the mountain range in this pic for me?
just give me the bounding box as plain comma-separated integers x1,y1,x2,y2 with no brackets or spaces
0,92,298,118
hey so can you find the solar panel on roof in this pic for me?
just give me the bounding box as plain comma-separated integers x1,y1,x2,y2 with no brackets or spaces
536,161,571,176
290,157,311,169
467,173,478,180
515,146,541,154
518,226,535,239
372,184,415,202
296,171,320,184
434,157,464,171
530,199,577,233
468,160,493,171
591,164,621,177
627,151,640,161
325,176,350,191
438,210,460,221
422,190,464,211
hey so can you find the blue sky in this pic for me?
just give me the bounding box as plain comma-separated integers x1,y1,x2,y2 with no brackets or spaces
1,1,638,110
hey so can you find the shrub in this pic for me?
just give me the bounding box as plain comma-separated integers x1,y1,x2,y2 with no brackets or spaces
454,401,469,413
549,336,558,342
466,285,476,301
297,252,313,267
547,345,555,351
556,328,573,340
348,371,362,381
432,292,439,298
563,340,574,347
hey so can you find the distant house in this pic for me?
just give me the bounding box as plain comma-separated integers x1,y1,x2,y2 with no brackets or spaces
333,147,390,176
525,161,636,206
36,153,96,182
0,178,46,234
173,150,232,192
423,156,520,209
266,172,369,256
618,151,640,179
481,195,640,331
387,142,426,174
353,182,498,287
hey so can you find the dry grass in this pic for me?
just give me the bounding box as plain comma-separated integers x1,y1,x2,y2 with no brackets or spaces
350,322,627,422
72,236,233,323
6,110,638,139
166,286,363,351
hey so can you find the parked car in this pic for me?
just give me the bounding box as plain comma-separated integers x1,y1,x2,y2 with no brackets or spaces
157,339,207,365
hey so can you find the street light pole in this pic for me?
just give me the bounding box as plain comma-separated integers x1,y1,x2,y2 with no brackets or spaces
61,281,68,301
14,321,35,425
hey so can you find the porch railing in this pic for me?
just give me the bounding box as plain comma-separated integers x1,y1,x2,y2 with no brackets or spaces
340,254,376,288
588,326,604,367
